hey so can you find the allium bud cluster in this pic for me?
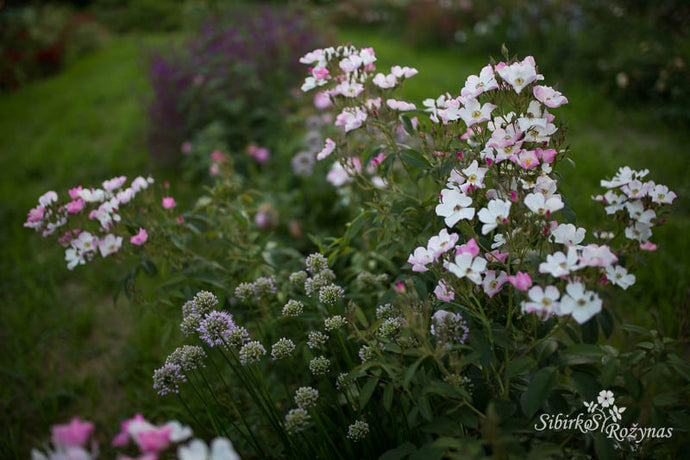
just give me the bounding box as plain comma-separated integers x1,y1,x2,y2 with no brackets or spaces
346,420,370,441
271,338,296,360
324,315,347,331
284,408,311,435
294,387,319,409
431,310,469,348
239,340,267,365
234,276,277,302
282,299,304,317
165,345,206,372
307,331,328,349
309,356,331,375
289,270,308,286
318,284,345,306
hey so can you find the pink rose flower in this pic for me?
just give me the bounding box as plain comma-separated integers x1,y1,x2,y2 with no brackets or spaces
51,417,94,448
162,197,176,209
130,228,148,245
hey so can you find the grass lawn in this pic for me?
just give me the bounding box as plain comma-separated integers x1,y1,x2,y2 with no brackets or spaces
0,25,686,459
0,34,182,458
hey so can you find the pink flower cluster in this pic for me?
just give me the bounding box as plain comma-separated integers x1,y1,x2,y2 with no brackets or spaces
31,417,98,459
24,175,156,270
32,414,240,460
112,414,192,455
299,45,420,137
247,143,270,163
593,166,676,249
398,55,675,325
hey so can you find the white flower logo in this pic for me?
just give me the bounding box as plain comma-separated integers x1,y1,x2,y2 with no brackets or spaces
597,390,615,408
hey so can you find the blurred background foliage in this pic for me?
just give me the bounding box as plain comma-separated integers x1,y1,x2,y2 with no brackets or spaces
0,0,688,458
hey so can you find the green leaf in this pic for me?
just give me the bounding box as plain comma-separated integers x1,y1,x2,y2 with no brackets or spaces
383,383,394,411
560,195,576,224
569,371,599,401
400,149,431,170
668,354,690,381
593,432,616,460
420,418,460,436
580,318,599,343
423,381,470,400
359,377,378,409
140,258,158,276
600,359,619,388
653,392,678,407
409,445,444,460
401,115,415,135
623,371,642,400
560,344,605,366
505,355,535,380
345,211,371,244
418,395,433,422
379,443,416,460
353,304,369,328
525,367,558,417
404,355,428,389
620,324,651,336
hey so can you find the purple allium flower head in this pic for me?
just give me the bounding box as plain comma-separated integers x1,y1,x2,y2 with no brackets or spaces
153,362,186,395
198,311,236,347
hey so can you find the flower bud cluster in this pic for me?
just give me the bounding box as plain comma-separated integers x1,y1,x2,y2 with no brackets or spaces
239,340,267,365
308,356,331,375
271,338,296,360
234,276,277,302
431,310,470,348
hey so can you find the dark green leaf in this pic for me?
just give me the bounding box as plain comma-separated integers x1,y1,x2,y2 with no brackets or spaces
505,355,536,380
580,318,599,343
600,359,619,388
668,354,690,381
401,115,415,135
653,392,678,407
140,258,158,276
593,432,616,460
418,395,433,422
379,443,416,460
409,445,444,460
400,149,431,170
404,356,427,389
383,383,394,411
359,378,378,409
525,367,557,417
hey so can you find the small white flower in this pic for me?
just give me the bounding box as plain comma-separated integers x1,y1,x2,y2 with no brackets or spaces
606,265,636,290
435,189,475,227
557,282,602,324
550,223,585,247
460,160,488,192
521,285,560,316
446,253,487,285
491,233,505,249
426,228,459,259
538,249,578,277
624,222,653,242
477,199,511,234
524,192,563,216
178,437,240,460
